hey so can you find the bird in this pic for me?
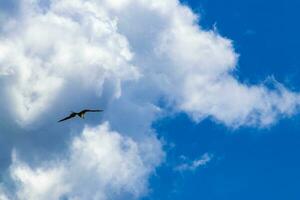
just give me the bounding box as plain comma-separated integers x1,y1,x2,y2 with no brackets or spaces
58,109,103,122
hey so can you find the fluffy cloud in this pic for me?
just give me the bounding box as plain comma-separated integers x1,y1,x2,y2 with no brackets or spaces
0,0,139,126
111,0,300,127
0,0,300,199
8,123,162,200
0,0,299,129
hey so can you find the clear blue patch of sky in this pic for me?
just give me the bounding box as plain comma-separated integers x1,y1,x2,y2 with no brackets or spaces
146,0,300,200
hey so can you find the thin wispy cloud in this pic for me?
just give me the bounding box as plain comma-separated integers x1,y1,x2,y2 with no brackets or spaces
175,153,213,172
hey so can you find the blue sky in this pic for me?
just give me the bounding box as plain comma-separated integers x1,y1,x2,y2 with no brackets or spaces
193,0,300,86
0,0,300,199
146,1,300,200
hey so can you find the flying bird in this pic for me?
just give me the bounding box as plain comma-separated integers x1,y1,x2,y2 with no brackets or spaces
58,109,103,122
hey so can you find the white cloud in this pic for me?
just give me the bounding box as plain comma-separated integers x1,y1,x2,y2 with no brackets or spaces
175,153,213,172
0,0,298,130
0,0,300,199
0,0,139,126
8,122,163,200
101,0,300,127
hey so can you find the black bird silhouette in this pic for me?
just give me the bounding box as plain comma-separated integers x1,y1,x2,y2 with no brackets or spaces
58,109,103,122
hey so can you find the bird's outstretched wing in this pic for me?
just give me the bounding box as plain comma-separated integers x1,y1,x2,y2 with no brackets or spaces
58,113,77,122
80,109,103,114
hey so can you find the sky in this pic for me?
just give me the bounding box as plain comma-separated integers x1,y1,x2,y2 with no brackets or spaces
0,0,300,200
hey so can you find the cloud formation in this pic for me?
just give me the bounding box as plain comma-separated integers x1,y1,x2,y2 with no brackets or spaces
0,0,300,199
175,153,213,172
7,123,161,200
103,0,300,127
0,0,299,130
0,0,139,126
2,124,163,200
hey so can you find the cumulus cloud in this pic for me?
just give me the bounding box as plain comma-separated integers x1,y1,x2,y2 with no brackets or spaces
0,0,298,130
0,0,139,126
7,123,162,200
0,0,300,199
175,153,213,172
103,0,300,127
